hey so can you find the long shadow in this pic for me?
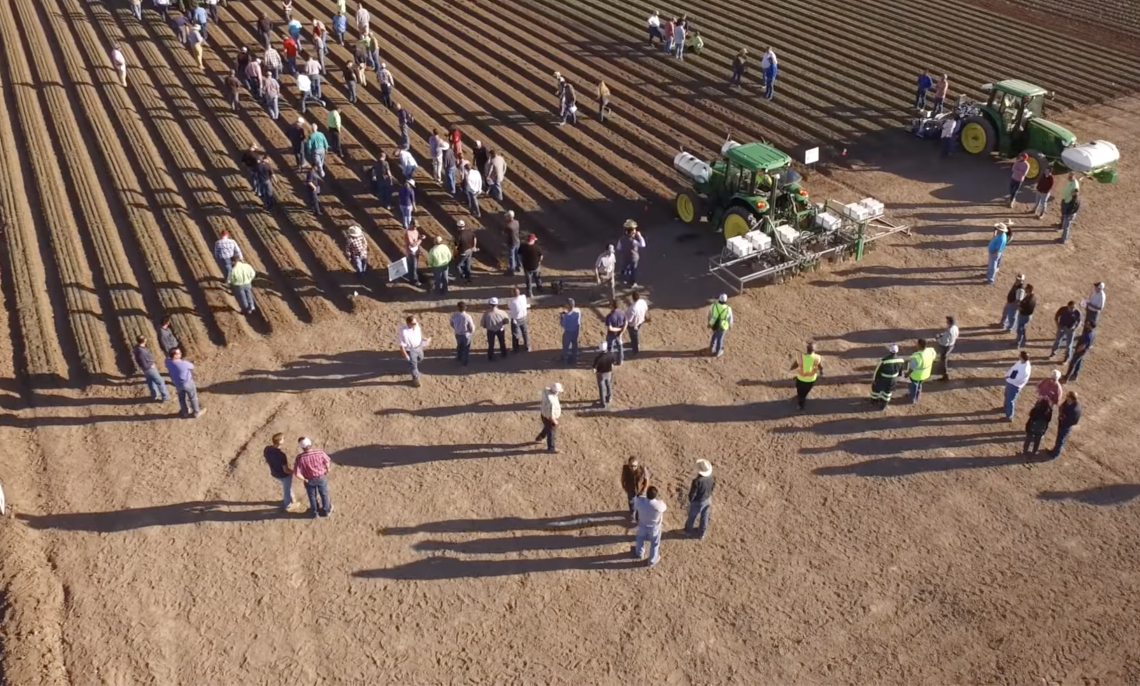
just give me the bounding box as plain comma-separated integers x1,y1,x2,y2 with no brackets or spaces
374,399,592,418
813,454,1029,478
587,396,874,423
1038,485,1140,507
334,442,541,468
413,530,689,555
383,510,629,536
803,430,1023,457
354,552,642,580
17,500,287,532
773,409,1004,437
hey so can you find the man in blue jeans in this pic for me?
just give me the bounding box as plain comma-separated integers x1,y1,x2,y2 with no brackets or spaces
631,486,666,567
604,300,627,366
535,383,562,453
132,335,169,402
1003,350,1032,421
1050,300,1082,361
1064,322,1095,382
166,347,205,418
449,301,474,366
684,460,715,539
264,433,294,510
1049,392,1081,458
293,437,332,518
1014,283,1036,349
986,223,1009,284
560,299,581,365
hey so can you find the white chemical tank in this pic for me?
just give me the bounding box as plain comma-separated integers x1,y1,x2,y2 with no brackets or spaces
673,152,712,184
721,139,742,155
1061,140,1119,173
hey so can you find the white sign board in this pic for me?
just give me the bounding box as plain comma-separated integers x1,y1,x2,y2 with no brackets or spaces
804,147,820,165
387,257,408,282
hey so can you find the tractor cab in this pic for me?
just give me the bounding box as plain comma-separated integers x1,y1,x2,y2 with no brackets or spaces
961,79,1078,180
984,80,1048,155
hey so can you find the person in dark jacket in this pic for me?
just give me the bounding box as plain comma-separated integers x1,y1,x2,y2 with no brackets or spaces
1014,283,1036,349
592,341,616,408
286,116,306,168
1049,392,1081,458
1064,322,1096,382
1000,273,1026,331
914,70,934,110
684,460,715,539
371,153,393,208
1023,398,1052,456
729,48,747,87
472,140,489,176
133,335,170,402
518,234,544,297
620,456,649,517
157,316,180,357
1033,168,1054,218
869,344,906,410
1051,300,1082,361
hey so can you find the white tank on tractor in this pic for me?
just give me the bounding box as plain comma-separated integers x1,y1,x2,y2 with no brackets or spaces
1061,140,1119,174
673,152,711,184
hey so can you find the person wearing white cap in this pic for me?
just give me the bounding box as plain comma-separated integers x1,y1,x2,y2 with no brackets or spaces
986,223,1009,284
427,236,452,294
449,301,475,366
592,341,617,408
869,344,906,410
1036,369,1064,407
503,210,521,275
464,162,484,218
398,314,431,386
293,437,332,517
455,220,477,283
481,298,510,361
378,63,395,108
684,460,715,539
1082,281,1106,327
344,225,368,275
708,294,734,357
595,244,617,301
631,486,666,566
536,383,563,453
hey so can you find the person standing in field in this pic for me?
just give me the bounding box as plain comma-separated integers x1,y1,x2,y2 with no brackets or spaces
450,301,475,366
188,24,206,68
372,152,394,208
760,46,778,99
396,103,414,148
1033,167,1054,218
621,456,649,518
129,0,141,21
604,300,627,366
1049,392,1081,458
442,141,458,195
597,79,612,122
915,70,934,110
626,290,648,356
294,437,332,518
378,63,395,108
255,155,276,209
398,179,416,229
560,299,581,365
595,245,617,302
646,11,662,46
166,347,205,419
263,71,281,120
486,149,507,202
429,129,445,183
1003,350,1032,421
986,223,1009,284
397,146,418,179
503,210,520,275
403,220,422,286
111,45,127,87
213,230,242,280
304,52,323,100
708,294,733,357
673,21,687,59
684,460,715,539
481,298,510,361
869,344,905,410
535,383,562,454
631,486,666,567
1000,273,1026,331
257,14,274,50
1036,369,1064,408
306,164,323,215
560,82,577,126
1050,300,1081,361
454,220,476,283
227,256,257,315
791,342,823,411
332,10,348,45
933,315,958,381
398,315,430,387
519,234,544,297
592,341,616,408
1008,153,1031,208
464,163,484,217
264,433,295,511
307,123,329,176
1082,281,1105,327
1064,321,1095,382
427,235,452,294
1024,399,1053,457
618,220,645,287
194,4,210,40
344,225,368,276
932,75,949,116
508,287,530,353
906,339,935,404
246,58,264,100
133,335,169,402
1014,283,1037,349
729,48,747,87
224,70,243,110
1059,172,1081,242
158,316,180,357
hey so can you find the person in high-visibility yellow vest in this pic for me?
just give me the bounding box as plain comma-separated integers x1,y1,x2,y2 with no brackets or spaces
789,342,823,410
907,338,937,404
707,294,733,357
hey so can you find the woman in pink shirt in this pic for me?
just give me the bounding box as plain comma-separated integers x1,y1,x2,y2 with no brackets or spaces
1036,369,1063,406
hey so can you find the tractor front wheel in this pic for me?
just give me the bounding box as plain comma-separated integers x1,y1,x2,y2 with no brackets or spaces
959,116,996,155
675,190,700,224
1023,149,1048,181
721,207,756,239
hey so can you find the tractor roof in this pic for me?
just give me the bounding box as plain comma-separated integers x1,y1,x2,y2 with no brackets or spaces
995,79,1049,98
724,142,792,172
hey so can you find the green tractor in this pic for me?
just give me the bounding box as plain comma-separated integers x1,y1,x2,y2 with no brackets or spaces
957,79,1119,182
673,139,815,239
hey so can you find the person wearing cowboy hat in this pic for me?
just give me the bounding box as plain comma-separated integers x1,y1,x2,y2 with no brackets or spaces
535,383,563,453
344,225,368,275
986,223,1009,284
684,460,715,539
617,219,645,287
592,341,617,408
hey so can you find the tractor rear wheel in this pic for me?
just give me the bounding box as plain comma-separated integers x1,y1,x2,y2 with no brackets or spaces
721,207,756,239
1023,149,1048,181
959,116,996,155
675,190,700,224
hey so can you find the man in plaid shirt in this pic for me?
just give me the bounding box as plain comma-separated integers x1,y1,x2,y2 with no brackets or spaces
344,225,368,275
214,230,242,280
294,437,332,517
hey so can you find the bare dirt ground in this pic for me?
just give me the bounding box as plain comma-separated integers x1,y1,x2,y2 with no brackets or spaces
1,0,1140,684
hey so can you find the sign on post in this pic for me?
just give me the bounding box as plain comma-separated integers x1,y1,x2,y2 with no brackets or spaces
804,147,820,165
387,257,408,282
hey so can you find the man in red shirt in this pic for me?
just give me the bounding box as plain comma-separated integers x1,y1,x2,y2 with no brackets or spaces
283,36,299,76
294,437,332,517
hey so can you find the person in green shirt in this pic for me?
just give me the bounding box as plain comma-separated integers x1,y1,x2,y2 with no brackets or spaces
686,30,704,54
427,236,453,295
708,293,733,357
306,124,329,177
326,103,343,156
226,257,257,314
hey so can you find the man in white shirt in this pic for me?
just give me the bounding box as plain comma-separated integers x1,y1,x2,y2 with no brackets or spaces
1083,281,1106,327
646,11,662,46
428,129,444,183
397,147,417,178
355,4,370,33
111,45,127,87
760,46,779,100
1003,350,1032,421
398,315,430,387
632,486,667,566
535,383,562,453
305,55,323,99
508,287,529,353
464,163,484,218
626,290,649,355
934,315,958,381
153,0,170,22
595,244,616,301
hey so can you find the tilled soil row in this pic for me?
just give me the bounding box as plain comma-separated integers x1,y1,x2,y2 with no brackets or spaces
0,0,115,381
962,0,1140,50
36,0,218,359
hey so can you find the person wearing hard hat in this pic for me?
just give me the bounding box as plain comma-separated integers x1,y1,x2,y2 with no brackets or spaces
536,383,563,453
790,342,823,411
684,460,715,539
869,344,906,410
707,294,733,357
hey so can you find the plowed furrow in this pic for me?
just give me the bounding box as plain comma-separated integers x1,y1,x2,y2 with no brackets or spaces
36,0,216,356
115,9,355,316
13,0,156,375
92,2,339,327
0,1,114,380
